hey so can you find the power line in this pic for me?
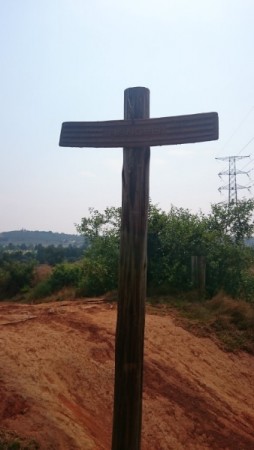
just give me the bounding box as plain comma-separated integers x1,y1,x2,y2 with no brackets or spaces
237,136,254,156
241,155,254,170
216,106,254,157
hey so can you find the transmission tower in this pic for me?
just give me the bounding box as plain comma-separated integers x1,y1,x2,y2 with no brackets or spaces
216,155,251,204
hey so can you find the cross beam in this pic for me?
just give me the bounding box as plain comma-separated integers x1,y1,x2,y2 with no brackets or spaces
60,112,218,148
59,87,219,450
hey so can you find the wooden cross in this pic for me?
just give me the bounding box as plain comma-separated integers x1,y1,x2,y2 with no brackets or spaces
59,87,218,450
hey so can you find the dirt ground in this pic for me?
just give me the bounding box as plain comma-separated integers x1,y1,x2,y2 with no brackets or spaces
0,299,254,450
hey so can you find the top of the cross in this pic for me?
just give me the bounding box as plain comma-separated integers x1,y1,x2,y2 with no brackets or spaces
59,112,218,148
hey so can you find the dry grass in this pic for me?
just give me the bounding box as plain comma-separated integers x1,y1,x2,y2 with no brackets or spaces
148,292,254,354
0,429,39,449
206,294,254,353
32,264,53,284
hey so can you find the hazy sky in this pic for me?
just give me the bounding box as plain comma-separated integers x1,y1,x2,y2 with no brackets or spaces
1,0,254,233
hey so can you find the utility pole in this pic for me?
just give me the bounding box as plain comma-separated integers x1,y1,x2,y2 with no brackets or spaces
216,155,250,204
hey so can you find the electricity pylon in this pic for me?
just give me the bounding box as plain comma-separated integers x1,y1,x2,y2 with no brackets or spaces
216,155,250,204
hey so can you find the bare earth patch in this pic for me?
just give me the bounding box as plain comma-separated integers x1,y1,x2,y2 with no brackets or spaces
0,300,254,449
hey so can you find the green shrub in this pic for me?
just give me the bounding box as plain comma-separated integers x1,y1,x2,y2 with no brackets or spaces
31,279,54,299
30,263,83,299
239,271,254,302
77,258,112,297
49,263,82,290
6,441,21,450
75,201,254,299
0,261,35,299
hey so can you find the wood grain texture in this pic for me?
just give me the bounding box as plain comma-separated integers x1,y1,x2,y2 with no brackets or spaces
59,112,218,148
111,87,150,450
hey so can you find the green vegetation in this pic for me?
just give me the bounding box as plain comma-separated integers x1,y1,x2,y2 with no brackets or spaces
35,244,85,265
1,200,254,353
0,243,85,265
31,263,83,299
76,207,120,296
0,429,39,450
0,227,89,300
76,199,254,300
3,199,254,302
0,260,35,299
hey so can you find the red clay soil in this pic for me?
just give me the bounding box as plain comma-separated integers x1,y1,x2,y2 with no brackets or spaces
0,300,254,450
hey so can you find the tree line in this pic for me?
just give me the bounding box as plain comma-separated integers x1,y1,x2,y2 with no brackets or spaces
0,244,86,299
75,199,254,300
1,199,254,301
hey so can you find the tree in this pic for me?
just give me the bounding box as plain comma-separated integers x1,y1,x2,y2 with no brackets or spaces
76,200,254,299
76,207,121,295
147,203,207,291
0,260,35,299
76,206,121,239
208,199,254,243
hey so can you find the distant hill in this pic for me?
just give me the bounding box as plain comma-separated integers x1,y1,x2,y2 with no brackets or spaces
0,230,85,248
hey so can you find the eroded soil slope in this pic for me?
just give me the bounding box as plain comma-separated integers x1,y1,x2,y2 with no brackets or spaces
0,300,254,449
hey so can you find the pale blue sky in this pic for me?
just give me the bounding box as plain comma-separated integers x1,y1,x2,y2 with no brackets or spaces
1,0,254,233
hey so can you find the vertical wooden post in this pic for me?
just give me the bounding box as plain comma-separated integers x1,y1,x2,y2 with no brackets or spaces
191,255,206,294
111,87,150,450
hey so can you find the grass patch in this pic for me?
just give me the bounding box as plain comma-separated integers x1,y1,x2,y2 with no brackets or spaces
147,292,254,354
0,429,39,450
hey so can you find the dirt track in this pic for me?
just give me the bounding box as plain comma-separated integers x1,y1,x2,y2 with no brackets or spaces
0,300,254,449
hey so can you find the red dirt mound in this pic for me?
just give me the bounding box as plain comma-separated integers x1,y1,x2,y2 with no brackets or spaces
0,300,254,449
